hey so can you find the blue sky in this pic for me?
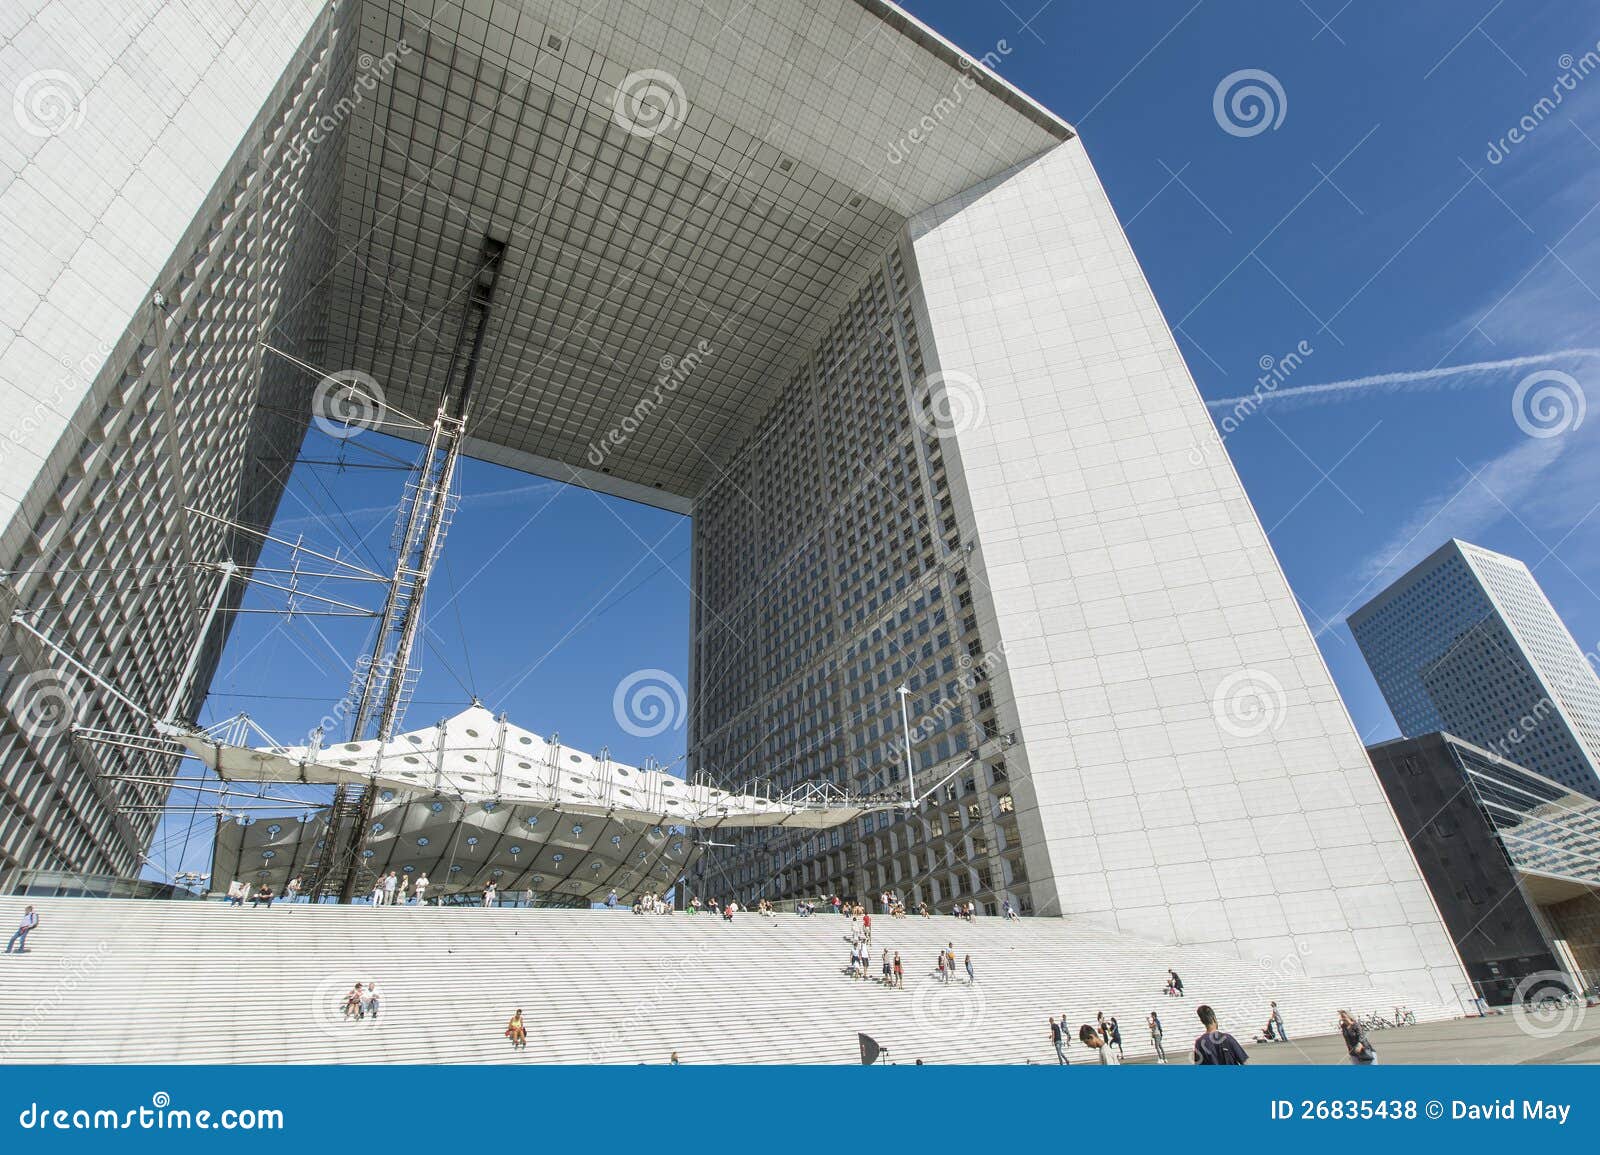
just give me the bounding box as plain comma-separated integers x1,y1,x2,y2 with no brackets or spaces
151,1,1600,877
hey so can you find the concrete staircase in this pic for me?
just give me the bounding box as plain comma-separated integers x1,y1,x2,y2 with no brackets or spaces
0,898,1457,1064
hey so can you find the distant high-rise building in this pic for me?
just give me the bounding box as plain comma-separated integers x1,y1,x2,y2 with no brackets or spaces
1349,540,1600,798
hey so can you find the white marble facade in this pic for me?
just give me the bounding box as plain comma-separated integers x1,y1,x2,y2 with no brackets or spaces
903,139,1466,1006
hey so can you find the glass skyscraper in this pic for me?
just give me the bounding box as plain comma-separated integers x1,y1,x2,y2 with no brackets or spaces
1350,539,1600,799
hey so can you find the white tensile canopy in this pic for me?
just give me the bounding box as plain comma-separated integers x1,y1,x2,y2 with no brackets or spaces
170,703,889,830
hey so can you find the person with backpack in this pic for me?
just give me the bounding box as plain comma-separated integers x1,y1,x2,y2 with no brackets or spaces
6,905,38,953
1191,1004,1248,1064
1339,1010,1376,1064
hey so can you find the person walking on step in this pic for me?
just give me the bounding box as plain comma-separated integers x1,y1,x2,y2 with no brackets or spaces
945,944,956,983
395,875,408,907
284,876,302,904
862,910,872,945
414,873,429,905
505,1009,526,1051
370,878,385,906
881,948,892,986
1106,1015,1124,1059
1049,1017,1069,1065
964,953,975,985
1268,1000,1288,1043
1148,1011,1167,1063
1191,1004,1248,1065
6,905,39,954
1079,1023,1119,1064
893,951,903,988
1338,1009,1376,1065
936,949,947,983
383,871,398,907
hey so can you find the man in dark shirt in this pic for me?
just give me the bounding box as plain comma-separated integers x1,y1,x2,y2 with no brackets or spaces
1192,1004,1249,1064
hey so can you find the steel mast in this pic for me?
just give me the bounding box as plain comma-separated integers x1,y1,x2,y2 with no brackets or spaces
318,234,507,903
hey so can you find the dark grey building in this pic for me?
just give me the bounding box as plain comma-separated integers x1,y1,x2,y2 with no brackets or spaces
1367,732,1600,1004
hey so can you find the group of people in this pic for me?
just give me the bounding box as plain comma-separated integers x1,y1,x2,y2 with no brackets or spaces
371,871,431,905
934,943,975,984
1043,1001,1377,1066
342,981,382,1021
224,880,275,907
1049,1004,1245,1066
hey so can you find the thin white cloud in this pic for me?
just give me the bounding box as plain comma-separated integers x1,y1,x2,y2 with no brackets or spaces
1207,349,1600,411
1324,424,1597,633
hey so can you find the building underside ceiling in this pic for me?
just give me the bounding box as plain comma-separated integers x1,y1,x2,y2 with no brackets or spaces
313,0,1068,506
